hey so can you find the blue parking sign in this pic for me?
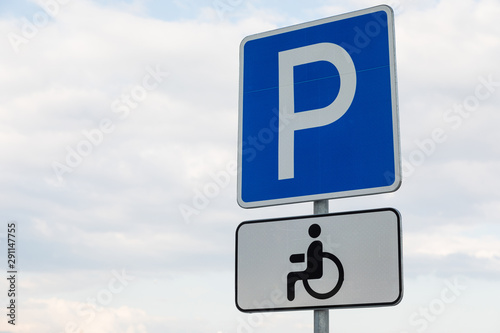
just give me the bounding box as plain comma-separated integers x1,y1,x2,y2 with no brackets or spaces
237,5,401,208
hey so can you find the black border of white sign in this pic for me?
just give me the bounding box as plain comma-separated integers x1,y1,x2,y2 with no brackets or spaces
235,208,403,312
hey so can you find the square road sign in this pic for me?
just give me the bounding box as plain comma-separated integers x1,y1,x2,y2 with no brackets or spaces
238,5,401,208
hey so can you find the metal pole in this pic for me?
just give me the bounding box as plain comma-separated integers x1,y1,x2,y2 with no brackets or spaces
314,309,329,333
313,200,329,333
314,199,328,215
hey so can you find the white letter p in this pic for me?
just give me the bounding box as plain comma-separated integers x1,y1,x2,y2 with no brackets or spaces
278,43,356,180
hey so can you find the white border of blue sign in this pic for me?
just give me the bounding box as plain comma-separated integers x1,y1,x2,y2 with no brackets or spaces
237,5,401,208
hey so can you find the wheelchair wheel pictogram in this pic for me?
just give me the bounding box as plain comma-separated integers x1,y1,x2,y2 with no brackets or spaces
303,251,344,299
287,224,345,301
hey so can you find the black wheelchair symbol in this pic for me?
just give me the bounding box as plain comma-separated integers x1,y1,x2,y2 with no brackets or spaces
287,224,344,301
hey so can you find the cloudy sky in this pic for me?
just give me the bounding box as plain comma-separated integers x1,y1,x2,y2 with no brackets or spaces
0,0,499,332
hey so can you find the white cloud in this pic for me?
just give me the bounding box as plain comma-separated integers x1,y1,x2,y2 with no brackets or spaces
1,0,500,331
10,297,153,333
405,225,500,259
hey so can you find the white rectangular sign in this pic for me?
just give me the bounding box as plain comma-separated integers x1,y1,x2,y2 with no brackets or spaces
235,208,402,312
